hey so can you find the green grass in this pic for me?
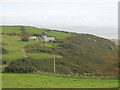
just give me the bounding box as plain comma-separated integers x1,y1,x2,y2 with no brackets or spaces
2,26,21,34
27,53,62,59
24,27,47,34
2,73,118,88
1,26,47,34
2,35,61,63
47,31,72,39
2,35,27,63
2,26,72,39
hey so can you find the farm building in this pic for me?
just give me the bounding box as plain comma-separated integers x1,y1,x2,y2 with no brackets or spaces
41,36,55,42
28,37,38,40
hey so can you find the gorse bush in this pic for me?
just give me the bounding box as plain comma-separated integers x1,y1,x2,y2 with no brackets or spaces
4,58,38,73
21,38,29,42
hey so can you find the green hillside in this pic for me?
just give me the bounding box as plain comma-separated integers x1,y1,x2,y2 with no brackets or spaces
1,26,47,34
2,35,62,63
2,35,27,63
1,26,21,34
2,73,118,88
47,31,72,39
2,26,118,77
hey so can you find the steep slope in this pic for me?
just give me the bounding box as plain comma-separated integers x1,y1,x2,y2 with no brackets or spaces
22,34,118,77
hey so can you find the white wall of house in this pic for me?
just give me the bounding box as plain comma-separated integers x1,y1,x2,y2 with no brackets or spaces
28,37,37,40
42,36,55,42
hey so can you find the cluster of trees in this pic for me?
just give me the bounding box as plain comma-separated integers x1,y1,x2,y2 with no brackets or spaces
3,58,54,73
4,58,38,73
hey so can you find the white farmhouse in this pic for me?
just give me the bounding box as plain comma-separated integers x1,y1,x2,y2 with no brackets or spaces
28,37,38,40
41,36,55,42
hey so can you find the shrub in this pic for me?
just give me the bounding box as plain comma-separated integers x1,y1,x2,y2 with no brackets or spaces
21,38,29,42
4,65,38,73
53,40,63,43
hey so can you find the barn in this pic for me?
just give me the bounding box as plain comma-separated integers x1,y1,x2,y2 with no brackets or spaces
41,36,55,42
28,37,38,40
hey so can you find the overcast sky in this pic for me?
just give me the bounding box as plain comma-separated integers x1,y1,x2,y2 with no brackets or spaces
0,0,119,39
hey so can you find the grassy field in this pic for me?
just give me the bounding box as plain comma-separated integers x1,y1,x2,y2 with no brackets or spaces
2,35,27,63
2,35,62,63
1,26,73,39
2,73,118,88
1,26,47,34
24,27,47,34
2,26,22,34
47,31,72,39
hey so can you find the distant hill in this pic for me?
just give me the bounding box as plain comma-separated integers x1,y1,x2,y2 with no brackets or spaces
1,26,118,77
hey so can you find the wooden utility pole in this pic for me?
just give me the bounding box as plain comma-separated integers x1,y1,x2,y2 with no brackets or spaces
54,58,56,74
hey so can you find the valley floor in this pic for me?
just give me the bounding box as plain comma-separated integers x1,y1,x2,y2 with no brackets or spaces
2,73,118,88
